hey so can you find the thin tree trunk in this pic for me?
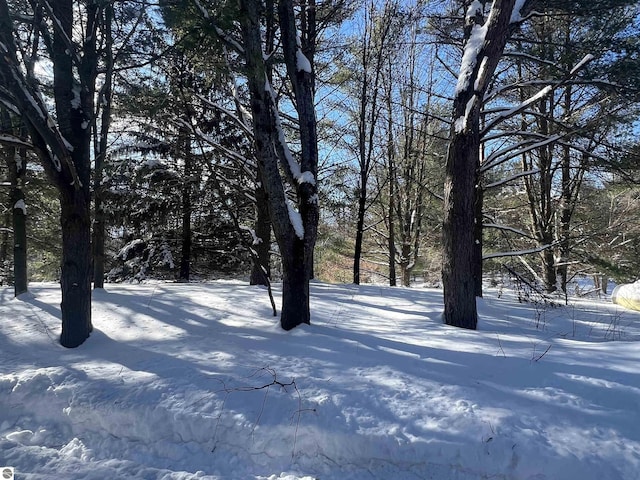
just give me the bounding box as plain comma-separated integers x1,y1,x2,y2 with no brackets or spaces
388,161,397,287
92,2,113,289
0,211,8,272
353,188,366,285
473,182,484,297
250,178,272,285
11,148,28,296
179,131,192,282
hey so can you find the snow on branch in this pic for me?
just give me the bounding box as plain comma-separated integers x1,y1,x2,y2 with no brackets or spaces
482,85,552,135
481,134,563,172
286,198,304,239
13,199,26,214
509,0,528,23
456,3,492,95
0,134,34,149
483,243,556,260
570,54,595,75
295,35,312,73
265,78,316,187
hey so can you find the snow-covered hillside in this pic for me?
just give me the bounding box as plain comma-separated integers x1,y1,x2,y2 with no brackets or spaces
1,281,639,479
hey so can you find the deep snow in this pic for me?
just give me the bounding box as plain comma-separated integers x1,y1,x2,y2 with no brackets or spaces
0,280,639,479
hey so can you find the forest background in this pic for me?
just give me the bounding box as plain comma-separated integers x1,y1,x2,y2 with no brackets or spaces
1,0,640,346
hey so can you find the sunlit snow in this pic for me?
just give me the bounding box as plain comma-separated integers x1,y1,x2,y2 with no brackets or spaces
1,281,639,479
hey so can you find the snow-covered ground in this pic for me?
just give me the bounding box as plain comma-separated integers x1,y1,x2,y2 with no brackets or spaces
1,280,639,479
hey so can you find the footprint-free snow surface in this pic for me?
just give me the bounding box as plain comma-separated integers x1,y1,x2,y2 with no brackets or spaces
1,281,639,479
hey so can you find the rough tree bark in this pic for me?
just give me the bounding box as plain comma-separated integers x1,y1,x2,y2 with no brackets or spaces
249,180,272,285
237,0,319,330
0,112,28,296
10,147,28,296
0,0,99,347
443,0,531,329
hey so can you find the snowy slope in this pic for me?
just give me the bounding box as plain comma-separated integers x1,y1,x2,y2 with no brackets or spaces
0,281,639,479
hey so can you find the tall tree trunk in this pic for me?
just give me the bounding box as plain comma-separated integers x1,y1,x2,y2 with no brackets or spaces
92,2,113,289
385,63,397,287
0,0,96,346
0,113,28,294
278,0,319,328
443,0,520,329
237,0,319,330
387,160,397,287
0,211,8,274
352,1,395,285
443,126,480,329
92,188,106,288
10,147,28,296
179,131,192,282
52,0,94,347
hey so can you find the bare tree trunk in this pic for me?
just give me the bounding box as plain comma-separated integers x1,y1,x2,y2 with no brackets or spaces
250,179,272,285
473,181,484,297
278,0,319,328
59,188,92,347
0,0,96,346
92,2,113,289
0,211,8,272
443,127,481,329
10,148,28,296
443,0,520,329
353,187,367,285
387,154,397,287
179,131,192,282
0,112,28,295
53,0,94,347
237,0,319,330
352,0,396,285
